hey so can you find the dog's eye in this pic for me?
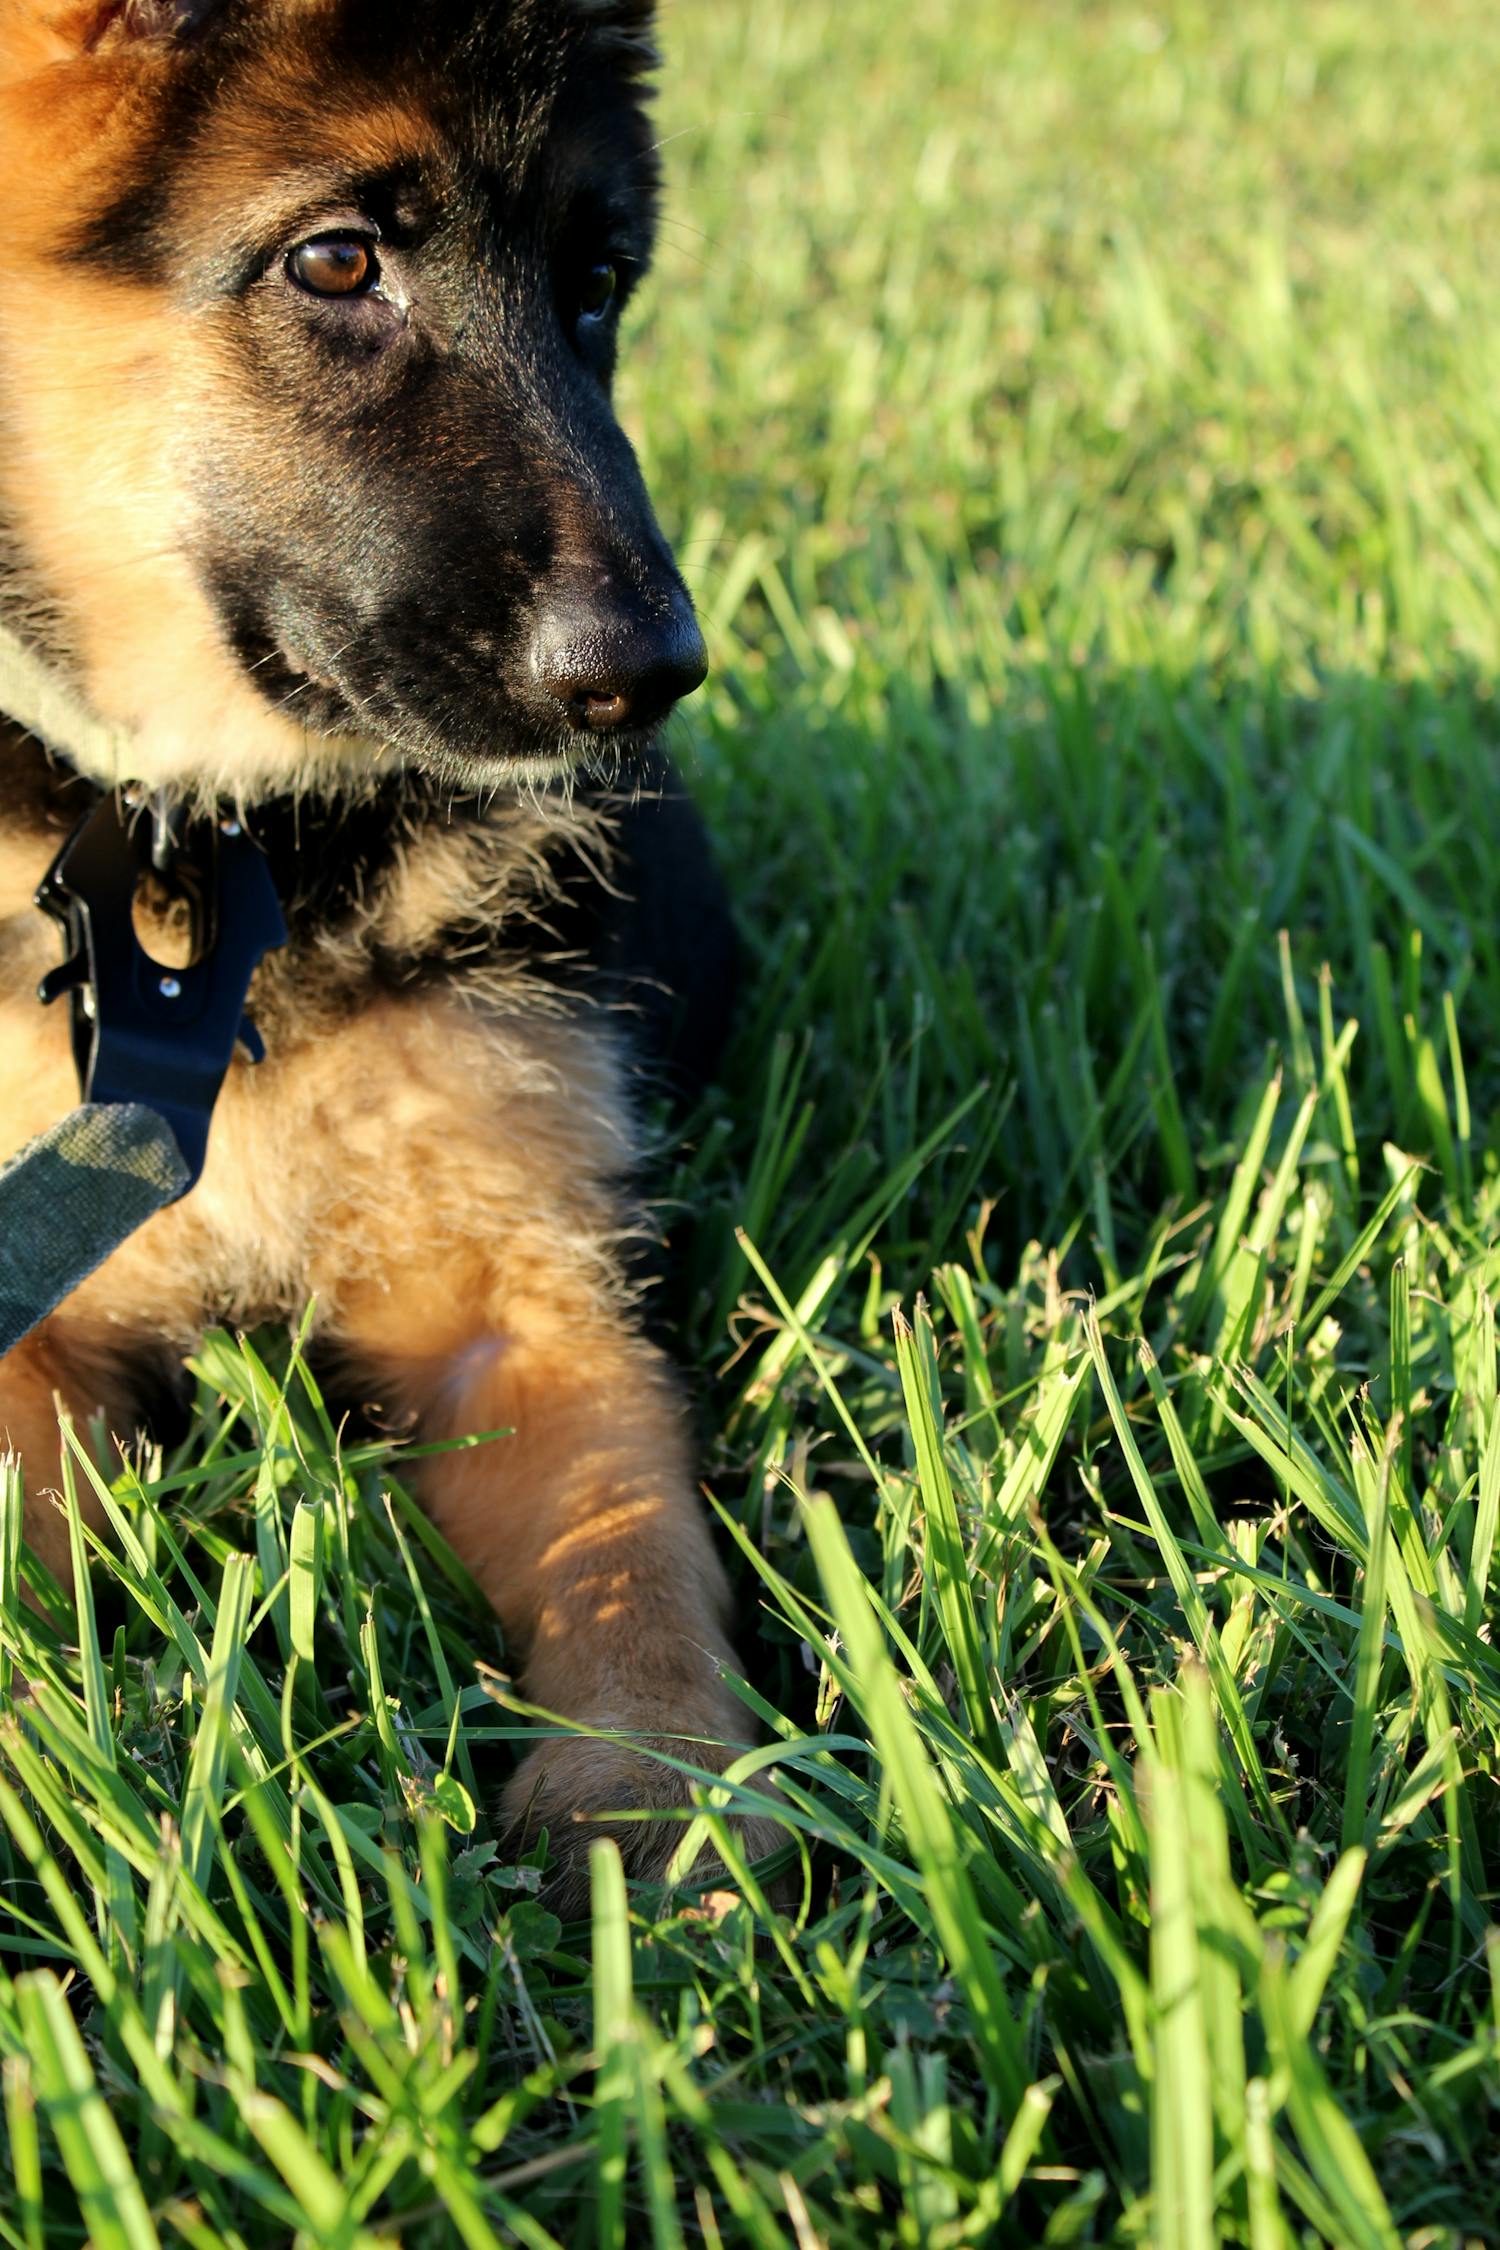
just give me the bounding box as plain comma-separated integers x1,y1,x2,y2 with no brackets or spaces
577,262,618,321
288,236,378,299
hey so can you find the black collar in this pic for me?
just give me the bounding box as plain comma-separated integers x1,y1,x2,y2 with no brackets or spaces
34,791,287,1191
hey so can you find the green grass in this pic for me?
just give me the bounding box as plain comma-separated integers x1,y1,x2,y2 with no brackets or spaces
6,0,1500,2240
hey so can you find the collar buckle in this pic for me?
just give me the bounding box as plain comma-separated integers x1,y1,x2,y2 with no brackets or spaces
34,793,288,1194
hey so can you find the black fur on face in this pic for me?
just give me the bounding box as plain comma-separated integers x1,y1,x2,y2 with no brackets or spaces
71,0,704,787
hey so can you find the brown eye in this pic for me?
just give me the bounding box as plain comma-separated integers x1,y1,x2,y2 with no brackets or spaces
578,262,617,320
288,236,376,298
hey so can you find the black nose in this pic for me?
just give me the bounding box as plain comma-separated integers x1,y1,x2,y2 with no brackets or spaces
530,578,708,733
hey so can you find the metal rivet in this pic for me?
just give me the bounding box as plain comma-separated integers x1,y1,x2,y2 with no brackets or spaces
220,817,242,838
159,975,182,1000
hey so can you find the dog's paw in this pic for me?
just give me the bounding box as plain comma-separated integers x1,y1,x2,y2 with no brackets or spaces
500,1732,786,1922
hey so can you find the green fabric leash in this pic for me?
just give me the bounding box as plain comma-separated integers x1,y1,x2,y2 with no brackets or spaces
0,1104,189,1357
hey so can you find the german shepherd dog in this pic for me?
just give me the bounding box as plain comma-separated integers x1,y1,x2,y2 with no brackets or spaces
0,0,781,1911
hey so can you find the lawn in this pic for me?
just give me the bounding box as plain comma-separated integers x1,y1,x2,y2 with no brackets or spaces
4,0,1500,2242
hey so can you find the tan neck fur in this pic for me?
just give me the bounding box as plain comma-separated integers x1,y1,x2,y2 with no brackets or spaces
0,616,129,780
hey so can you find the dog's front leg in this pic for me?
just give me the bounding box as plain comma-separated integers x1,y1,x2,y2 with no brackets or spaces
352,1289,780,1913
0,1324,123,1588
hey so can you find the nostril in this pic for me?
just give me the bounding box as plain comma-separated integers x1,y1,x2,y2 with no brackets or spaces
579,690,631,730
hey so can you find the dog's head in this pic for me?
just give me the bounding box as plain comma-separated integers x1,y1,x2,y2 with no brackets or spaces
0,0,706,796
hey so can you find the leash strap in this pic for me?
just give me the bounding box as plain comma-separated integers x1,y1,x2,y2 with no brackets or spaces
0,1104,188,1356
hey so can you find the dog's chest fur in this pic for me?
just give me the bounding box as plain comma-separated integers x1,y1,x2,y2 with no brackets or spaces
0,730,643,1363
